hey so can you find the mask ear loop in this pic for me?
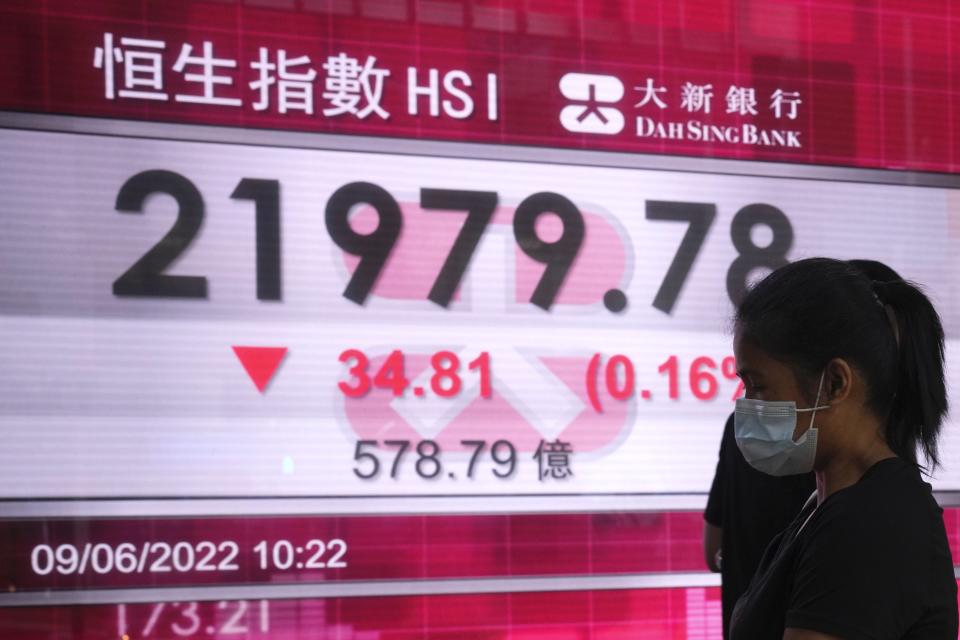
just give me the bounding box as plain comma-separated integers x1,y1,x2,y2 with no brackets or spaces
808,369,827,431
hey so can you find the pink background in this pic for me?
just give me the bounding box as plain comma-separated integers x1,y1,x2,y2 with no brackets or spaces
2,2,959,637
1,0,958,172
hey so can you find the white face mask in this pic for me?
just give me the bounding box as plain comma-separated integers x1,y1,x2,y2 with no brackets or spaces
734,370,830,476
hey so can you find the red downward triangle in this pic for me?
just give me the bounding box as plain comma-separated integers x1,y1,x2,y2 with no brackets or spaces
232,346,288,393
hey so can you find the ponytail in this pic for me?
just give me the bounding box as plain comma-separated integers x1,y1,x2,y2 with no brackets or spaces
874,279,948,469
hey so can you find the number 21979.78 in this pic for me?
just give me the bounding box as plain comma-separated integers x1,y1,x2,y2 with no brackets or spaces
110,170,793,313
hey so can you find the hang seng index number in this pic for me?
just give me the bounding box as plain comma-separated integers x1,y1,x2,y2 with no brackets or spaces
109,170,793,312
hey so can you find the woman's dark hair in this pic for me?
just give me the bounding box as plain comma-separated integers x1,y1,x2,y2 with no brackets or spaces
735,257,947,468
846,259,902,285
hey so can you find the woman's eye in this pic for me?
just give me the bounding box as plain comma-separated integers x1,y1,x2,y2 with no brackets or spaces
744,385,764,398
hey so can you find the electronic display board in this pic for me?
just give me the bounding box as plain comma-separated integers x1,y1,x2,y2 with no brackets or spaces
1,1,959,638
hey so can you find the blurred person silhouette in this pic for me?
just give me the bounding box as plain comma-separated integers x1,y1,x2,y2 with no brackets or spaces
704,411,815,638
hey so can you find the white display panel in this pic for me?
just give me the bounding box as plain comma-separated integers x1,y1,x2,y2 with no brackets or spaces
2,125,959,500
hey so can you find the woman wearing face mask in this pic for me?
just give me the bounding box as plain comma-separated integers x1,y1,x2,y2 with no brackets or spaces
728,257,958,639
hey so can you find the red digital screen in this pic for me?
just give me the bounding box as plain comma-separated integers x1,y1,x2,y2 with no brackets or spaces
2,1,959,638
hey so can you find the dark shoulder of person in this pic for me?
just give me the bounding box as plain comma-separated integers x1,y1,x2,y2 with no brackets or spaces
708,413,815,639
787,457,958,639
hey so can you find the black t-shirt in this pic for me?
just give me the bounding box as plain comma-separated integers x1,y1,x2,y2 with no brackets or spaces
705,414,816,638
730,456,958,639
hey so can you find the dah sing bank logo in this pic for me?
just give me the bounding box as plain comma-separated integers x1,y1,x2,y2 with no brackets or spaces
558,72,803,149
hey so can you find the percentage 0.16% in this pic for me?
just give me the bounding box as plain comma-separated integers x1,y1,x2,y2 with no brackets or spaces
586,354,745,412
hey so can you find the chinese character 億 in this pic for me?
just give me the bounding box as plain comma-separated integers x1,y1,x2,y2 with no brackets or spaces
725,85,758,116
93,33,169,101
534,439,574,481
680,82,713,114
770,89,802,120
249,47,318,114
172,41,241,107
634,78,668,109
321,53,391,119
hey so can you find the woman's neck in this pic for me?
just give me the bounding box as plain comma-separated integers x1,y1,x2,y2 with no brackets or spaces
815,428,896,504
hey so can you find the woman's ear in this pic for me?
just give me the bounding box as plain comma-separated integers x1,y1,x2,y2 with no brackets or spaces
825,358,853,404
